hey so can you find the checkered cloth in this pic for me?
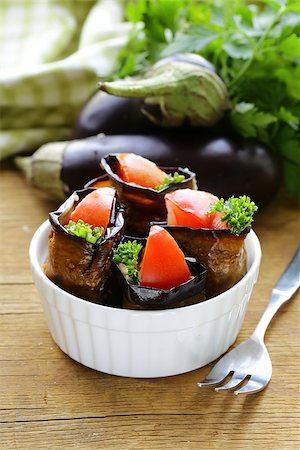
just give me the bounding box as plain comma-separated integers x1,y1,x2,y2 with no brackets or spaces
0,0,131,160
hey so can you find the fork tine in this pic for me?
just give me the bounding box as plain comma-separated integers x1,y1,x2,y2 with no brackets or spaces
197,372,232,388
197,378,226,388
215,373,249,392
234,377,268,395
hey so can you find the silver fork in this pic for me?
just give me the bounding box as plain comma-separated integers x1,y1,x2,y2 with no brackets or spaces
198,247,300,395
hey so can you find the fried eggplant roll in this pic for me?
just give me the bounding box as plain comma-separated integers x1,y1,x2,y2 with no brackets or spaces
45,187,125,303
113,225,207,310
101,153,196,236
84,173,113,189
157,189,257,298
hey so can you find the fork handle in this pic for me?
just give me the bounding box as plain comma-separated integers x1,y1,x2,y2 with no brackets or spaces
253,248,300,340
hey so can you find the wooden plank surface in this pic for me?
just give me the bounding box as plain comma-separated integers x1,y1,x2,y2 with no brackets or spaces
0,164,299,449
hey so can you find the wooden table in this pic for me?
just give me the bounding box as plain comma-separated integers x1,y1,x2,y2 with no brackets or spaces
1,164,299,449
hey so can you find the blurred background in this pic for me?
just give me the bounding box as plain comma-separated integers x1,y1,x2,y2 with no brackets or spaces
1,0,299,205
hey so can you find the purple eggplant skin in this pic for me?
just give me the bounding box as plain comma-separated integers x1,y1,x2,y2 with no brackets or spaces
61,132,280,207
72,92,156,138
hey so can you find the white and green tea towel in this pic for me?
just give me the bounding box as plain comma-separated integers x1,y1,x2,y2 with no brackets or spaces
0,0,130,160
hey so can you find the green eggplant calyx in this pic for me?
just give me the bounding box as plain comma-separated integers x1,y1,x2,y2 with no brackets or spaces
98,60,230,127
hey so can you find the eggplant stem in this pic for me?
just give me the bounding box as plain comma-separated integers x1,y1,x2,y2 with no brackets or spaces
99,73,178,97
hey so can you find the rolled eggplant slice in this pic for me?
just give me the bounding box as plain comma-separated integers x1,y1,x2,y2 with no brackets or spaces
101,154,197,236
113,236,207,310
44,188,125,303
155,224,248,298
84,173,113,189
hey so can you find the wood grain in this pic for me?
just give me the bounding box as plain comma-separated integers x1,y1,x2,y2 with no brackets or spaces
0,165,299,450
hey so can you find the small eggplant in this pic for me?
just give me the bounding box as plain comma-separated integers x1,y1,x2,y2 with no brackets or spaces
73,54,217,139
15,132,280,206
101,154,196,236
98,53,230,128
113,235,207,310
45,188,125,303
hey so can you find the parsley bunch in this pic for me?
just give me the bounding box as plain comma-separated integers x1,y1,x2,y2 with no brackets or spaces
115,0,300,202
113,240,143,284
65,220,104,244
210,196,258,235
155,172,185,191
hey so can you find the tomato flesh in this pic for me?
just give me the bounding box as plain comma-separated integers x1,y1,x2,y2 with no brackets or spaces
210,211,228,230
140,225,192,290
70,187,115,230
165,189,227,229
117,153,167,189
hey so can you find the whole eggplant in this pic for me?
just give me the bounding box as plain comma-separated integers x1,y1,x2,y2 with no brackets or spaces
72,53,224,139
63,133,280,206
16,131,280,206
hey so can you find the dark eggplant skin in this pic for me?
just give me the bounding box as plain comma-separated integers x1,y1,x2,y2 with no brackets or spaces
45,188,125,303
101,154,196,236
72,92,156,138
152,223,248,298
113,236,207,310
61,132,280,207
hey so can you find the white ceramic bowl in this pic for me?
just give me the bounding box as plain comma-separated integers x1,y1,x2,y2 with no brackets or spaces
29,220,261,378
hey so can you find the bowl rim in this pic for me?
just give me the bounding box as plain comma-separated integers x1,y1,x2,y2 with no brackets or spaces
29,220,262,316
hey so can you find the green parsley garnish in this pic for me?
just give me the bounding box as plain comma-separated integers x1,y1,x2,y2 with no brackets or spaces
65,219,104,244
210,196,258,235
155,172,185,191
113,240,143,284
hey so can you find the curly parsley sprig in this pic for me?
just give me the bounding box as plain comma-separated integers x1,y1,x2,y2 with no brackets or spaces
210,196,258,235
113,240,143,284
155,172,185,191
65,220,104,244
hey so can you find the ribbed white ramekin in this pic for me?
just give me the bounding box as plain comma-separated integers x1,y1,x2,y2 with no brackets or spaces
29,220,261,378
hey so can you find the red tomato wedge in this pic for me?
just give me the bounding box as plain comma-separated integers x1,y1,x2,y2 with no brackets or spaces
165,189,227,229
140,225,192,290
70,187,115,231
117,153,167,189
